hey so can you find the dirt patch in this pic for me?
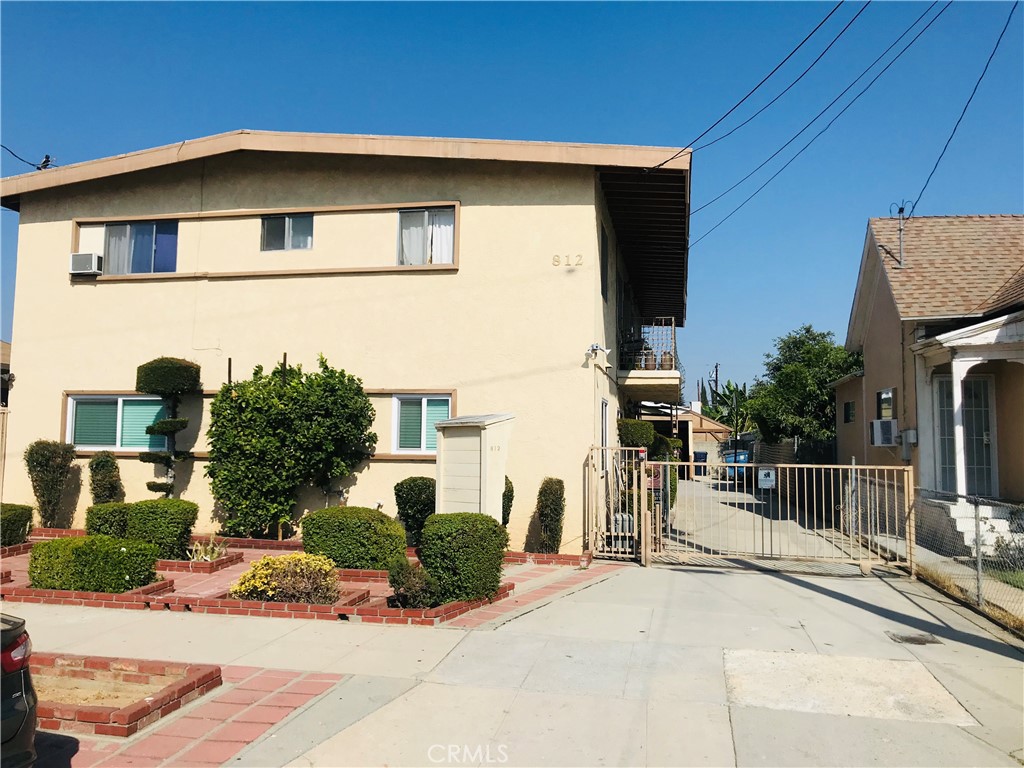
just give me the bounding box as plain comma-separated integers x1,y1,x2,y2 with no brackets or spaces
34,674,163,708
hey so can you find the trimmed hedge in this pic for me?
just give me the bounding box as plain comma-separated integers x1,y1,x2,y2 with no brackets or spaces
85,502,133,538
389,557,440,609
88,451,125,504
24,440,77,528
1,504,33,547
28,536,158,593
394,476,435,546
530,478,565,554
146,418,189,436
125,499,199,560
229,553,339,604
502,476,514,528
617,419,655,449
419,513,508,603
301,506,406,570
136,357,202,397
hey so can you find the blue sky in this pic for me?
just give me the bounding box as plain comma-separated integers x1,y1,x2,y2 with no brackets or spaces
2,1,1021,392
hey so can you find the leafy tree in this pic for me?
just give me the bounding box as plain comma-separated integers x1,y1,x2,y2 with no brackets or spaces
206,356,377,538
701,379,755,433
746,325,862,443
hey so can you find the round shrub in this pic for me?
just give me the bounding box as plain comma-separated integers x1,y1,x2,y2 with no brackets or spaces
301,506,406,570
419,513,509,603
502,476,514,528
125,499,199,560
617,419,655,449
394,476,435,545
85,502,133,538
136,357,202,397
88,451,125,504
29,536,158,593
229,553,339,604
1,504,33,546
23,440,77,528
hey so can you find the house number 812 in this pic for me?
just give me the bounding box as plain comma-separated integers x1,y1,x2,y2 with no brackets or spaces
552,255,584,266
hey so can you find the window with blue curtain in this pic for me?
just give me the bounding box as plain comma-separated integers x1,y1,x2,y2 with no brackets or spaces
396,395,450,452
121,400,167,449
70,397,167,449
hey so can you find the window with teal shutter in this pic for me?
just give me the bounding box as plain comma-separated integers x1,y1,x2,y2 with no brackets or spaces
121,400,167,449
424,399,449,451
73,400,117,446
398,398,423,450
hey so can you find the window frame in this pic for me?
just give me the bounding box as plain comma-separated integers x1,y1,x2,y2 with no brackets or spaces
66,394,168,452
260,214,314,252
396,206,456,266
392,394,452,454
843,401,856,424
876,388,896,420
101,221,178,275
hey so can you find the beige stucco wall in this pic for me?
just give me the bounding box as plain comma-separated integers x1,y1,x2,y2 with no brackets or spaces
2,152,611,551
834,377,864,465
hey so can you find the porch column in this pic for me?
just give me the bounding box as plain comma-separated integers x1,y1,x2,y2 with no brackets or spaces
914,354,935,490
950,357,972,497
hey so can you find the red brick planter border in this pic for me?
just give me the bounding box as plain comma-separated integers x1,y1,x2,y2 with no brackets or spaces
31,528,87,539
0,579,174,609
504,550,594,568
31,652,221,737
338,582,516,626
0,541,34,558
190,535,303,551
156,550,244,573
0,569,10,584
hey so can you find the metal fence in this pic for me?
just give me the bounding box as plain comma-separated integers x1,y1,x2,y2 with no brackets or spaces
913,488,1024,632
585,447,648,562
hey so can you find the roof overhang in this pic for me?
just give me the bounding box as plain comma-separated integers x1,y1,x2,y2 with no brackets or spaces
828,370,864,389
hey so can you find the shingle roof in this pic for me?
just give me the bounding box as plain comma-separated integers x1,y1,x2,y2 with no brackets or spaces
869,215,1024,319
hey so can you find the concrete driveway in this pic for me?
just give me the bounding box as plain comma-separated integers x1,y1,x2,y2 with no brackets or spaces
9,564,1023,767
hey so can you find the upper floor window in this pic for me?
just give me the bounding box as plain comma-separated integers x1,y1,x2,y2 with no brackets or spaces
398,208,455,265
876,388,896,420
67,395,167,451
261,214,313,251
104,222,178,275
394,395,451,452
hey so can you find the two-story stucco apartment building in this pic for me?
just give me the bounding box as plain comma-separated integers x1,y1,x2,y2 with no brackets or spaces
0,130,690,551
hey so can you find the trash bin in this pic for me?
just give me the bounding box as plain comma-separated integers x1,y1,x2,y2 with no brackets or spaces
724,450,750,481
694,451,708,476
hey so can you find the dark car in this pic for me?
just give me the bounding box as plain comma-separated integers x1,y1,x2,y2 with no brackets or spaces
1,614,36,768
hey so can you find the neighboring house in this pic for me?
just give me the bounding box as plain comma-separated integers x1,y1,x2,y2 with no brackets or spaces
835,215,1023,552
0,130,689,551
636,400,732,459
0,340,10,406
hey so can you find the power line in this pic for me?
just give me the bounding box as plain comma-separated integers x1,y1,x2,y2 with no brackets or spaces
650,0,845,170
692,1,939,217
694,1,872,152
909,1,1020,217
1,144,57,171
964,263,1024,317
689,1,953,249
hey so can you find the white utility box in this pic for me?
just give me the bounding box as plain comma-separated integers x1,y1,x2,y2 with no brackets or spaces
434,413,515,522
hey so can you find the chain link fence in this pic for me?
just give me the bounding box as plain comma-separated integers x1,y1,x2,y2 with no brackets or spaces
914,488,1024,633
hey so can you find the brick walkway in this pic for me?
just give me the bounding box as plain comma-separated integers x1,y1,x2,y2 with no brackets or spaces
39,665,344,768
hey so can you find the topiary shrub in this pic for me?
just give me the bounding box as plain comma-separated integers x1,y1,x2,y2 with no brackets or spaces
502,476,514,528
88,451,124,504
419,512,508,603
301,506,405,570
23,440,77,528
228,553,340,604
527,477,565,554
85,502,132,538
136,357,202,396
617,419,655,449
28,536,158,593
1,504,33,546
388,556,440,609
125,499,199,560
394,476,435,546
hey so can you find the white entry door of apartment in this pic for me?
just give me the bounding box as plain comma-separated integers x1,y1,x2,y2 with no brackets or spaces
934,376,996,497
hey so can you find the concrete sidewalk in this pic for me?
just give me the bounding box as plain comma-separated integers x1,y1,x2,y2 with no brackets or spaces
7,565,1023,767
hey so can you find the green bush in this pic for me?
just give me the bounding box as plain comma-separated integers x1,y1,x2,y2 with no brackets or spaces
651,433,673,460
388,556,440,609
146,481,175,495
85,502,132,538
502,476,514,528
88,451,125,505
28,536,158,593
301,506,406,570
229,553,339,604
617,419,655,449
136,357,202,397
394,477,435,545
527,477,565,554
23,440,77,528
125,499,199,560
1,504,33,546
419,513,508,603
146,418,189,436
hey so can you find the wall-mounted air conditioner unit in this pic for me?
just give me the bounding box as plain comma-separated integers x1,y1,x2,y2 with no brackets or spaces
870,419,898,447
69,253,103,276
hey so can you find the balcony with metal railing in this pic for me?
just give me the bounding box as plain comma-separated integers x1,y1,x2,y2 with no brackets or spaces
617,317,681,403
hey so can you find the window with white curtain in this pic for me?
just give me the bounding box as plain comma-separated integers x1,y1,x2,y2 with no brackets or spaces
397,207,455,265
102,222,178,275
261,214,314,251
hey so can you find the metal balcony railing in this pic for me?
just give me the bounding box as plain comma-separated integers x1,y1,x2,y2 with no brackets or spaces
618,317,678,372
